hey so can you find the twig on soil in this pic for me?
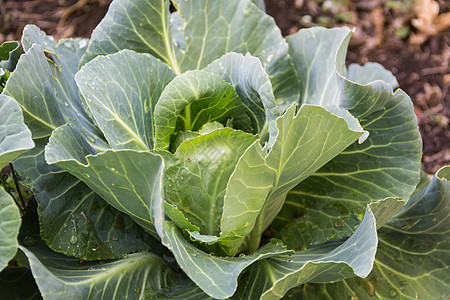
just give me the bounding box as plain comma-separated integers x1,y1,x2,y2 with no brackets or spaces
420,66,450,76
59,0,90,26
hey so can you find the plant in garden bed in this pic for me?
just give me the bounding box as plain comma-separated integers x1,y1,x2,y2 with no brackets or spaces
0,0,448,299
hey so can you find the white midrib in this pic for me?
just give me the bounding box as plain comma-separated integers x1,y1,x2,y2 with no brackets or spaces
161,2,181,75
97,103,148,150
18,102,57,132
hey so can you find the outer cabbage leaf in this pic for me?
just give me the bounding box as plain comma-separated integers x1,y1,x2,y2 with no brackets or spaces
75,49,175,151
14,138,155,260
20,245,183,300
80,0,180,72
3,25,107,149
0,95,34,167
251,0,266,12
273,27,422,250
45,125,164,237
2,44,64,139
286,166,450,299
0,187,21,271
347,62,399,89
80,0,299,110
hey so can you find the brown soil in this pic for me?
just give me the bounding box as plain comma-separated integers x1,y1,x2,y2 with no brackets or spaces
1,0,448,174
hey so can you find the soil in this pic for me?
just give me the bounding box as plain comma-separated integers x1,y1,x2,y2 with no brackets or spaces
0,0,448,174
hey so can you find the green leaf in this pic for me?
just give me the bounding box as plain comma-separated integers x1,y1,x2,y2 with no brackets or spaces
0,95,34,168
287,166,450,299
21,24,59,53
275,27,422,250
170,12,187,52
0,267,41,299
347,62,399,89
198,122,224,134
288,27,351,106
80,0,180,72
2,44,64,139
82,0,299,108
164,202,200,232
220,104,365,255
235,204,379,299
411,167,431,199
20,245,183,300
251,0,266,12
153,70,245,149
0,41,21,72
45,125,165,236
203,53,280,146
367,197,406,229
0,187,21,271
75,49,175,151
161,128,257,238
170,131,200,153
4,26,107,150
14,138,154,260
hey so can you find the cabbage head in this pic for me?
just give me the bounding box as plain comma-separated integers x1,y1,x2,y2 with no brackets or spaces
0,0,448,299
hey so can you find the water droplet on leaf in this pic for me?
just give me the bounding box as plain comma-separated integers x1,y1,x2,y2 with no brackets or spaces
78,39,88,49
69,235,78,245
277,99,285,105
389,288,398,298
334,220,344,228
